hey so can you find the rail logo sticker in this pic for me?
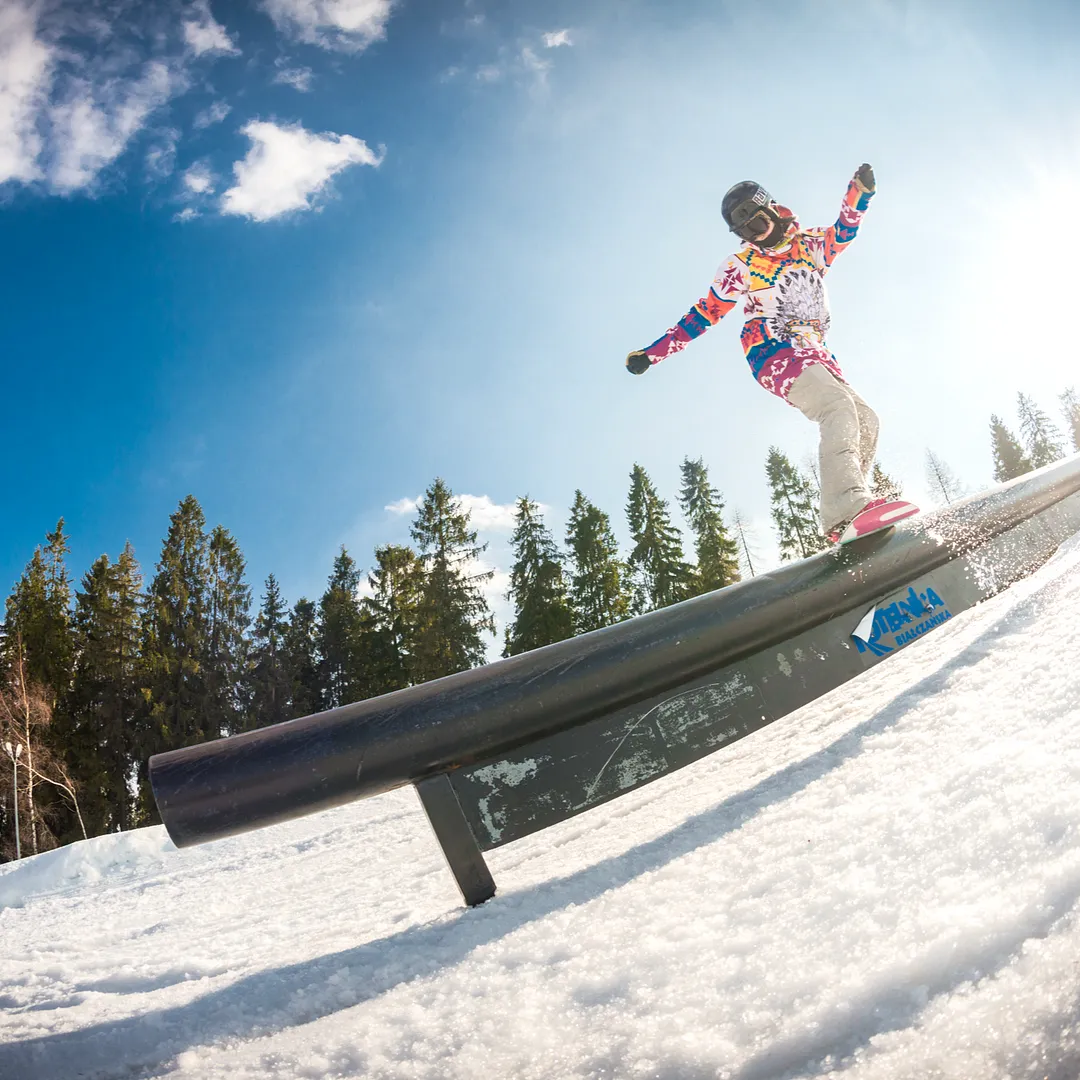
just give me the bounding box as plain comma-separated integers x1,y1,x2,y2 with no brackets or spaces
851,585,952,657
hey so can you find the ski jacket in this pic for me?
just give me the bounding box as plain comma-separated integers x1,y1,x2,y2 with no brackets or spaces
639,178,874,401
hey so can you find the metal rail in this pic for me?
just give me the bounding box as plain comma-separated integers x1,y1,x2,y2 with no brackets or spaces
150,456,1080,854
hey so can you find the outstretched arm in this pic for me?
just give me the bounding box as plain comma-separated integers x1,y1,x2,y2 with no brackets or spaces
626,253,748,374
816,163,876,268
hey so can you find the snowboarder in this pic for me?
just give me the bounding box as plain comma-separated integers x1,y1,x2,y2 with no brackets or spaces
625,164,916,544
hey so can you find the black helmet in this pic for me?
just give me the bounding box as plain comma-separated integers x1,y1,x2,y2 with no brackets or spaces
722,180,771,235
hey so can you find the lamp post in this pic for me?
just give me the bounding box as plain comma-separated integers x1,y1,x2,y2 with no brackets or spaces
3,741,22,860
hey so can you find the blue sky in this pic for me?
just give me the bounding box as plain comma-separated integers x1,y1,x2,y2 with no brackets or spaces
2,0,1079,645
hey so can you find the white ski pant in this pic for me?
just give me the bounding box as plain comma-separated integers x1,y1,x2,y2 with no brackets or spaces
786,363,879,533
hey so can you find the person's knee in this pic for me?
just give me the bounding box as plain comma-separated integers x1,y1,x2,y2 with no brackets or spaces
819,393,859,426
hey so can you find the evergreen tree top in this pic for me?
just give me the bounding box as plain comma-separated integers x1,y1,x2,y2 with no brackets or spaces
679,458,723,531
625,463,692,612
1061,388,1080,453
1017,392,1065,469
565,489,629,633
326,547,361,595
679,457,740,594
406,477,494,683
989,414,1033,483
766,447,824,561
504,496,572,657
254,574,288,641
410,478,487,565
870,462,903,503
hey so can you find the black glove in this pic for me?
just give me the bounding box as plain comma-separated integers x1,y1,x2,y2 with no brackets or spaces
855,163,875,193
626,350,651,375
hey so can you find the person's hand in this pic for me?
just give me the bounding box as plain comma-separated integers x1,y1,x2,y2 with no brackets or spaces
854,163,875,193
626,351,651,375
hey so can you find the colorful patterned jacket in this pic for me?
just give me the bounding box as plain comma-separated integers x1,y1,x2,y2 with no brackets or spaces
639,178,874,401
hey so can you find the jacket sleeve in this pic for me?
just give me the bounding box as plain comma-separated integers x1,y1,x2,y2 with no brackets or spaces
808,179,875,270
640,253,748,365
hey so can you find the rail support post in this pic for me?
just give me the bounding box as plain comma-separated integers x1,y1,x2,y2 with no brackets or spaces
415,773,496,906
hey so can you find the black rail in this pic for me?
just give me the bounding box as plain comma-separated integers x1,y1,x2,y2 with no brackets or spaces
150,456,1080,850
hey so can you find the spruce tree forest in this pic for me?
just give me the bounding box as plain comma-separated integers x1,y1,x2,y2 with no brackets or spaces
2,388,1077,862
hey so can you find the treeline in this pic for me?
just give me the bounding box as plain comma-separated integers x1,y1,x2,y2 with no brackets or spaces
925,387,1080,504
989,389,1080,482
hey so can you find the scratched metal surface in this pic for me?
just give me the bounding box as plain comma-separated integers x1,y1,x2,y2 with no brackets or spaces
450,493,1080,851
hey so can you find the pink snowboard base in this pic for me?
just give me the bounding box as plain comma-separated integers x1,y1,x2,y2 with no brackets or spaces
837,499,920,545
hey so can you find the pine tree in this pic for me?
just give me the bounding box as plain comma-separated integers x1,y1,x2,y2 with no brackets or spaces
205,526,251,737
135,496,212,818
678,457,741,596
409,478,495,682
924,449,966,506
63,544,143,835
989,415,1034,482
284,598,320,719
1017,392,1065,468
316,548,367,709
766,448,825,560
564,491,630,633
625,465,694,614
248,575,292,729
2,520,75,705
361,544,423,695
504,498,574,657
1059,388,1080,453
870,462,903,502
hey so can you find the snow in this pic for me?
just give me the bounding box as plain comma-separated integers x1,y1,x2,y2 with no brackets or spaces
5,537,1080,1079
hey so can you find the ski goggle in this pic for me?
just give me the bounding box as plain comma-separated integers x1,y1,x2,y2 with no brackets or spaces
726,185,772,238
730,207,773,242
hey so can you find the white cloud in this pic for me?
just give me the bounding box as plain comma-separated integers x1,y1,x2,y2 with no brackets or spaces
0,1,53,186
273,66,314,92
183,0,240,57
384,493,524,532
221,120,382,221
48,60,185,194
260,0,394,52
456,494,519,532
174,206,199,221
463,33,569,92
542,29,572,48
193,99,231,129
0,3,239,198
183,160,214,193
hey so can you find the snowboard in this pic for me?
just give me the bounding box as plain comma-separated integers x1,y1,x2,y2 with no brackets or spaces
837,499,920,545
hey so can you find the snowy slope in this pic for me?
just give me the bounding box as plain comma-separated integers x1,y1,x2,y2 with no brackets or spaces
5,537,1080,1080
